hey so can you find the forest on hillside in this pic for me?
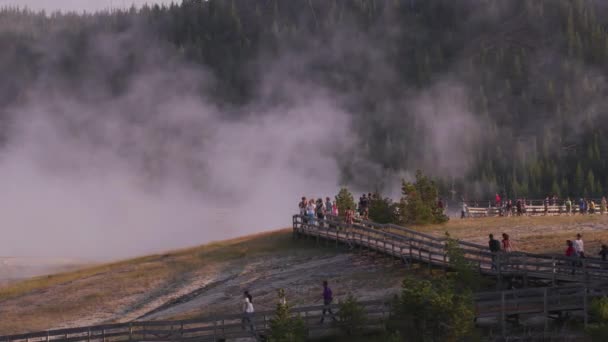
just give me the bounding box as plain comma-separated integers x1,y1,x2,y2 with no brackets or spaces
2,0,608,200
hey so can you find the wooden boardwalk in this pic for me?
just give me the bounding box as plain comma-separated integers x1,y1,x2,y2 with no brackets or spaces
293,214,608,285
1,216,607,341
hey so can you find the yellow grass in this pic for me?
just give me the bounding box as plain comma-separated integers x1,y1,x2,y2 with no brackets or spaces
0,229,322,334
409,215,608,254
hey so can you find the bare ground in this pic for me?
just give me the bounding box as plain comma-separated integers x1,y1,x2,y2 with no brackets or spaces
0,230,406,334
2,215,606,334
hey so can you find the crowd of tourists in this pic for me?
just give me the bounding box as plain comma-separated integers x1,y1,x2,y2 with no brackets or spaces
297,193,379,225
488,232,608,273
462,194,608,218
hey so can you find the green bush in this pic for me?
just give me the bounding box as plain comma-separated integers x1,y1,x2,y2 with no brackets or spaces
368,194,400,224
587,297,608,341
387,277,475,342
337,294,366,336
335,187,356,216
444,232,482,291
268,291,307,342
399,170,449,225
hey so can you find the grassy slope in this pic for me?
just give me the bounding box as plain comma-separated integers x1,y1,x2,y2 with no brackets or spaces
3,215,606,334
0,229,320,334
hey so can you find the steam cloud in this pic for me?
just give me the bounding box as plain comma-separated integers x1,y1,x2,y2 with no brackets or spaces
0,21,353,261
0,1,171,13
0,3,490,261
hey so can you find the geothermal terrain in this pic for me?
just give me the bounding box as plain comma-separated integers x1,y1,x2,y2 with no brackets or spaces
1,215,608,335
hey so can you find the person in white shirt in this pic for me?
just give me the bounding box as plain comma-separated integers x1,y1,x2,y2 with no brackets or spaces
573,233,585,258
242,291,255,331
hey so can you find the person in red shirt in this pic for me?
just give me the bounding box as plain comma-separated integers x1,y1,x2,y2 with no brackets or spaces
495,193,502,207
565,240,576,275
501,233,512,252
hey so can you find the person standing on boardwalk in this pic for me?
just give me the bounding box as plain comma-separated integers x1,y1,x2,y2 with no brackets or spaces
320,280,337,323
599,245,608,261
299,197,307,221
461,201,468,219
488,234,501,270
325,197,333,217
501,233,513,253
242,291,255,331
565,240,576,275
573,233,585,258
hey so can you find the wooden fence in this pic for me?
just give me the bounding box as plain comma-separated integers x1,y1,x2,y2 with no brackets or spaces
0,301,389,342
2,287,604,342
293,214,608,285
464,198,606,217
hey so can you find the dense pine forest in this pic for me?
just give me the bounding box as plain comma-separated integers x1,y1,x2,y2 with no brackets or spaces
2,0,608,200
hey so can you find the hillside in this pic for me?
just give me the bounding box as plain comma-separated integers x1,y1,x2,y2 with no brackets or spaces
2,215,607,335
2,0,608,199
0,229,406,335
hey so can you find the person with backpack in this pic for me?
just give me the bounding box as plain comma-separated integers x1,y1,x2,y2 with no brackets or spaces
325,197,333,217
319,280,337,324
316,198,326,226
488,234,501,270
242,291,255,331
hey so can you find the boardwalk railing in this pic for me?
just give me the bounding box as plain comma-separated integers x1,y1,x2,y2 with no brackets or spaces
293,214,608,284
464,198,606,217
2,216,608,341
3,286,606,341
0,301,389,342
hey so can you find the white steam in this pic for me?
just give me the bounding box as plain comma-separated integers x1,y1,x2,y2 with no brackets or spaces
0,25,353,261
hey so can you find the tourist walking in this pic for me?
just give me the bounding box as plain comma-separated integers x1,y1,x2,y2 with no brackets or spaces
242,291,255,331
319,281,337,323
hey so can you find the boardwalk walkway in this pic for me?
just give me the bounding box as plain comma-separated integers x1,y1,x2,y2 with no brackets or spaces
2,216,608,341
292,214,608,285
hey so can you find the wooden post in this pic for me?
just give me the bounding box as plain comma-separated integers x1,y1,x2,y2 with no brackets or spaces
501,291,506,337
584,287,589,327
46,331,49,342
543,287,549,332
551,257,556,286
336,229,339,248
128,323,132,342
87,328,91,342
102,329,106,342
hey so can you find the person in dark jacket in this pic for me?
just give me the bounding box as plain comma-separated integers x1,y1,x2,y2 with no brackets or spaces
489,234,501,270
319,280,337,323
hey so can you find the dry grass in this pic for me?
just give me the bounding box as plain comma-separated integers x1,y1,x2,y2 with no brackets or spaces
0,229,321,335
409,215,608,254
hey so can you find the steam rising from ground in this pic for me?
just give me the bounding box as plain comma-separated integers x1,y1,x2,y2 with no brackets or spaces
0,25,352,260
0,1,171,13
0,4,491,261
